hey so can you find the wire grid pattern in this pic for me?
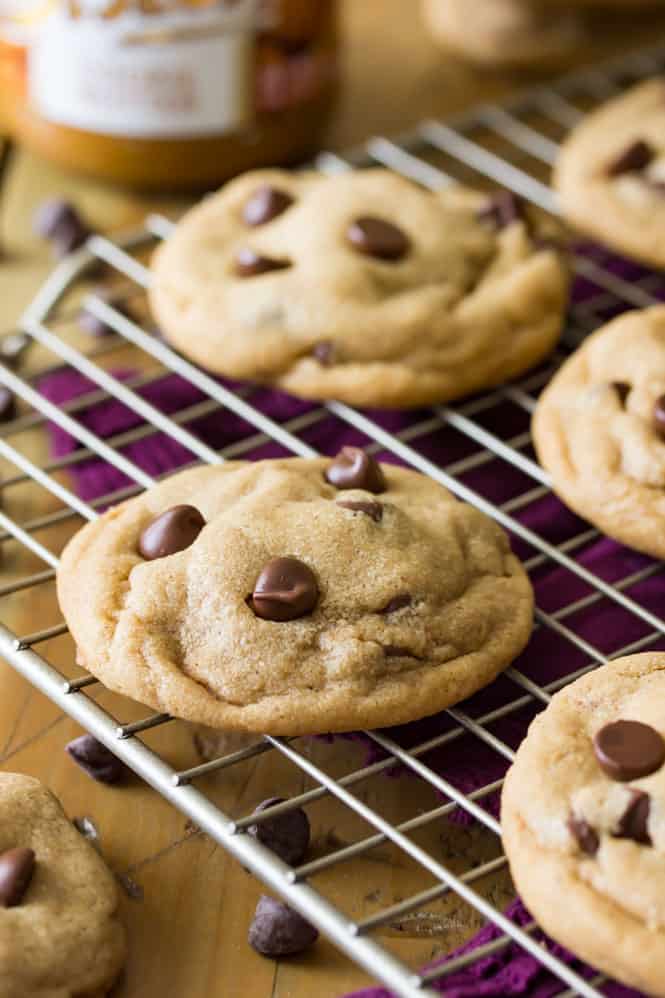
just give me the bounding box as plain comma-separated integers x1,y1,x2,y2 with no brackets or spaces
3,43,665,998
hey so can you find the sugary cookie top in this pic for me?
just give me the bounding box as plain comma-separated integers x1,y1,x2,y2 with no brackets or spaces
555,79,665,266
57,457,534,734
533,306,665,558
504,655,665,931
0,773,125,998
149,168,567,408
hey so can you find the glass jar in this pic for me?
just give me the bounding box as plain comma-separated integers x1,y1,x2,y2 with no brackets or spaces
0,0,338,191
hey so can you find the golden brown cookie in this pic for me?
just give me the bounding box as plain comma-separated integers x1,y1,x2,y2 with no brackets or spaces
149,168,568,409
0,772,126,998
57,458,534,735
503,654,665,997
533,305,665,559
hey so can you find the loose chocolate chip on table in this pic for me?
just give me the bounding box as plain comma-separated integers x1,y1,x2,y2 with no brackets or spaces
612,382,631,406
380,594,412,614
251,557,319,622
325,447,386,493
33,198,91,258
0,386,16,423
615,789,651,845
244,186,294,227
312,341,335,366
478,190,524,229
593,719,665,782
79,289,128,338
66,733,128,785
249,895,319,957
248,797,311,866
346,216,410,261
337,499,383,522
0,847,35,907
654,395,665,438
606,139,654,177
234,248,292,277
568,815,599,856
138,505,205,561
0,331,31,369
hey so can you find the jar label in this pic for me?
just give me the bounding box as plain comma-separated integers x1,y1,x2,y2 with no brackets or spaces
28,2,257,138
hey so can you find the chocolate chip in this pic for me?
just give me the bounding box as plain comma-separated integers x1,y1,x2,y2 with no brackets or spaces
79,288,128,337
654,395,665,438
248,797,311,866
33,198,91,257
249,895,319,957
325,447,386,493
312,341,335,366
478,190,524,229
606,139,654,177
244,186,294,226
383,644,419,658
0,331,31,369
0,848,35,907
612,382,631,405
615,790,651,845
0,386,16,422
380,594,411,614
234,248,291,277
568,815,599,856
251,557,319,622
337,499,383,522
66,734,127,784
593,719,665,782
73,816,100,845
139,505,205,561
346,217,410,261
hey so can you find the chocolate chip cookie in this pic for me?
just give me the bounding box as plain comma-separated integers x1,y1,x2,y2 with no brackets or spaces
57,456,534,734
502,653,665,996
554,78,665,267
0,772,125,997
149,168,568,409
533,305,665,559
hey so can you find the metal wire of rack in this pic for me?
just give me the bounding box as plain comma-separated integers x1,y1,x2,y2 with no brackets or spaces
3,42,665,998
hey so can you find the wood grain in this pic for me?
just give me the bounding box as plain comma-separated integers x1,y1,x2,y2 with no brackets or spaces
0,2,663,994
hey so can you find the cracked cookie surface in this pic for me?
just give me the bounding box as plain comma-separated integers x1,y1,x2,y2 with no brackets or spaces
57,459,534,734
555,78,665,267
502,654,665,997
0,772,125,998
148,168,568,409
533,305,665,559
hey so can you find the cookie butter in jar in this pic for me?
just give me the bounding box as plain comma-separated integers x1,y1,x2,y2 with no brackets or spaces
0,0,338,191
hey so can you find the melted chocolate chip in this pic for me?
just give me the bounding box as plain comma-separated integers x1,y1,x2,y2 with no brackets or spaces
234,248,292,277
383,645,420,659
593,719,665,782
325,447,386,493
612,381,631,405
654,395,665,438
138,505,205,561
380,594,412,614
346,217,410,261
249,895,319,957
66,734,127,785
33,198,91,258
243,186,294,226
0,386,16,423
337,499,383,522
606,139,654,177
0,848,35,907
568,815,599,856
248,797,311,866
615,790,651,845
478,190,524,229
251,557,319,622
312,341,335,366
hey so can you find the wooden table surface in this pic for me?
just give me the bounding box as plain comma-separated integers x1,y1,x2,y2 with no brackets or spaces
0,3,664,996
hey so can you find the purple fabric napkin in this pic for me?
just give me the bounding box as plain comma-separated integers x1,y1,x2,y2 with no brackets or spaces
38,246,665,998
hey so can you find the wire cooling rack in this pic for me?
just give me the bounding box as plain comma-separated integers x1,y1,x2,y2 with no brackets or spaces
3,42,665,998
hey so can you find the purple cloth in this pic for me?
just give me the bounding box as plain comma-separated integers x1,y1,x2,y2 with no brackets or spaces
39,250,665,998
